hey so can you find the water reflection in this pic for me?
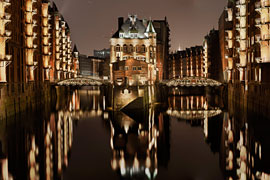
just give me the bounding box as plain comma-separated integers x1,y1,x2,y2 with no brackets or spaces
1,87,270,179
221,112,270,180
109,109,161,179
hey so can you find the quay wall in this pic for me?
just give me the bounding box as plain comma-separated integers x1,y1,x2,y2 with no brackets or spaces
0,83,64,121
228,83,270,118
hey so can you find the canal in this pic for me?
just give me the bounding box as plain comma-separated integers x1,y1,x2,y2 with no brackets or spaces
0,87,270,180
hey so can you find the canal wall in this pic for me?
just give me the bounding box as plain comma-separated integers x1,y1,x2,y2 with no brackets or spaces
0,83,58,121
228,83,270,119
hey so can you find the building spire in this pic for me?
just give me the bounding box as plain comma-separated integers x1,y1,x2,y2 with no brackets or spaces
146,20,156,33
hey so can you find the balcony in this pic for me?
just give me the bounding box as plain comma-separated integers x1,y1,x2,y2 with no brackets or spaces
236,0,246,8
255,2,262,11
32,9,37,16
255,18,262,27
262,34,270,40
3,0,11,7
255,57,270,63
4,30,11,37
255,35,261,43
262,0,270,7
1,15,11,24
3,13,11,20
0,55,12,66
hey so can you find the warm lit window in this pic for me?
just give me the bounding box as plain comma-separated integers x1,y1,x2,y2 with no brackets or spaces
142,45,146,53
129,45,133,53
115,45,121,52
123,44,128,53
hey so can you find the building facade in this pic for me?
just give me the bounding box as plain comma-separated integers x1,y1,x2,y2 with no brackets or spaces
110,15,158,85
94,48,110,59
220,0,270,85
0,0,80,120
152,18,170,80
0,0,79,85
93,48,110,79
203,29,223,82
168,46,204,80
79,54,106,79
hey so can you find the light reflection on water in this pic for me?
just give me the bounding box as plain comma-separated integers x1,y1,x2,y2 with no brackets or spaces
0,88,270,180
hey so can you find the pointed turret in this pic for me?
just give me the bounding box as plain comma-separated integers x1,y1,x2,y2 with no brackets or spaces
146,20,156,34
73,44,79,53
73,44,79,58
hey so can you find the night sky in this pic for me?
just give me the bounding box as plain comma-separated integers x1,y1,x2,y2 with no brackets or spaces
53,0,227,55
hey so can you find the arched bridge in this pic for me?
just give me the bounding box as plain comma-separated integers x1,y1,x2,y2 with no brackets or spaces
56,77,108,86
161,77,222,87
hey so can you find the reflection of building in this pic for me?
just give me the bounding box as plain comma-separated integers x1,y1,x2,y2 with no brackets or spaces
168,46,204,79
109,108,170,179
167,94,223,154
167,95,222,121
110,15,159,85
221,112,270,180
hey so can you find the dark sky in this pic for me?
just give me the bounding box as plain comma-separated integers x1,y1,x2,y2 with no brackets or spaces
53,0,227,55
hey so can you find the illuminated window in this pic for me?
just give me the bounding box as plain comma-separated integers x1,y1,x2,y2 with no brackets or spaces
142,45,146,53
115,45,121,52
129,45,133,53
123,44,127,53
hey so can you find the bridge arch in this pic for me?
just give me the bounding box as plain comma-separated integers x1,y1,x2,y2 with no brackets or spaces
163,77,222,87
56,77,104,86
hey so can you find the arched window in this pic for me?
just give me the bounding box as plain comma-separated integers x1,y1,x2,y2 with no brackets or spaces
141,45,146,53
129,45,133,53
123,44,128,53
115,44,121,52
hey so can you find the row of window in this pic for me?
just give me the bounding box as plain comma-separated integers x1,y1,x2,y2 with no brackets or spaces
119,33,138,38
119,66,143,71
115,44,156,53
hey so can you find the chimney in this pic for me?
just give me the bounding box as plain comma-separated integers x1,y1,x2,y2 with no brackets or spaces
118,17,124,30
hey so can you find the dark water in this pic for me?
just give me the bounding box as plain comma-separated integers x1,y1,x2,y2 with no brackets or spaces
0,87,270,180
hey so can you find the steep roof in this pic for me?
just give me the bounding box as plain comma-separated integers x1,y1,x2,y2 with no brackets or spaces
73,44,79,53
146,20,156,33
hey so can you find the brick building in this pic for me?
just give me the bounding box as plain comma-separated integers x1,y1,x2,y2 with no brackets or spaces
110,15,158,85
0,0,79,85
220,0,270,84
168,46,204,79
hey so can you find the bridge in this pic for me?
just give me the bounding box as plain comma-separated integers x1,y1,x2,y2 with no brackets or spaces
56,77,108,86
161,77,222,87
